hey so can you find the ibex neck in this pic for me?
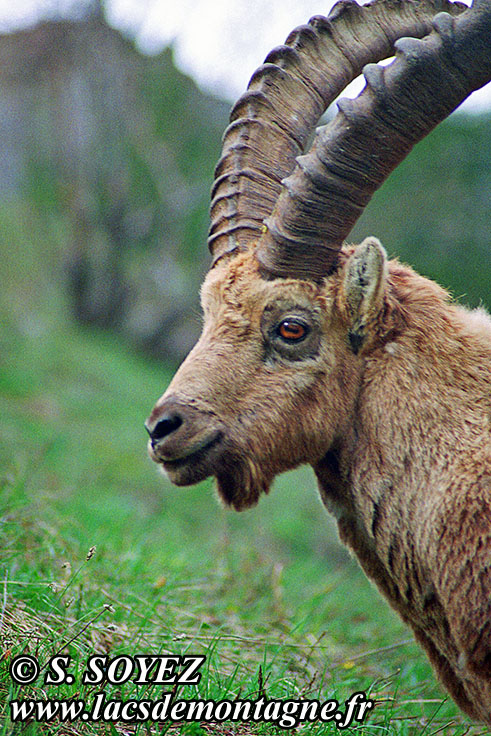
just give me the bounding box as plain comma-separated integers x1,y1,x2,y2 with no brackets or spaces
316,268,490,597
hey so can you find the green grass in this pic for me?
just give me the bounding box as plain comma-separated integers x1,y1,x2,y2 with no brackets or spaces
0,203,485,735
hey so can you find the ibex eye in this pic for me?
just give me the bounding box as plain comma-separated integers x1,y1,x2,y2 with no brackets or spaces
277,319,309,342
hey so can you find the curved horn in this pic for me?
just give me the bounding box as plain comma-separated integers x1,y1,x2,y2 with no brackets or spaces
257,0,491,280
208,0,467,268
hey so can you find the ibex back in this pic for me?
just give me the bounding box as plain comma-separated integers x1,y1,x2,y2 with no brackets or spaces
146,0,491,724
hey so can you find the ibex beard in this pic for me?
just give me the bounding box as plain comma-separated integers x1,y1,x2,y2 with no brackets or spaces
147,243,363,511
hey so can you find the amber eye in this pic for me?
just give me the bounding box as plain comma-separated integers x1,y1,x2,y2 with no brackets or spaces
277,318,309,342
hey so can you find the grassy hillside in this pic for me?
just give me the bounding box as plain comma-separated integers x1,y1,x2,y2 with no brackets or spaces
0,203,485,735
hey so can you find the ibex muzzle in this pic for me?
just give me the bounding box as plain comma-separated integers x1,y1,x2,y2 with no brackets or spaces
146,0,491,726
147,398,224,486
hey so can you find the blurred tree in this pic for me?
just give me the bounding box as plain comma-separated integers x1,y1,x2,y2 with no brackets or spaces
0,7,229,363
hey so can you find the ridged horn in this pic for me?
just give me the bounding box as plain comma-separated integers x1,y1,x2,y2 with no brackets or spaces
208,0,468,268
257,0,491,280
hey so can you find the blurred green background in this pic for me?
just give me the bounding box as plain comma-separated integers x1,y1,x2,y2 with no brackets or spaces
0,2,489,733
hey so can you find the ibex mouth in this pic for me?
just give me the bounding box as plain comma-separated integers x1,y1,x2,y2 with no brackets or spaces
149,430,223,486
160,431,222,467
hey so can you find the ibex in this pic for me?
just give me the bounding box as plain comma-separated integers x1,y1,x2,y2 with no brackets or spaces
146,0,491,724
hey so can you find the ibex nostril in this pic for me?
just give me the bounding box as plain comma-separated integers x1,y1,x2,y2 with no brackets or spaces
148,412,183,445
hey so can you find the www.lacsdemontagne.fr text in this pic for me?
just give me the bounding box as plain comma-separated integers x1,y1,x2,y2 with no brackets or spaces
11,691,374,729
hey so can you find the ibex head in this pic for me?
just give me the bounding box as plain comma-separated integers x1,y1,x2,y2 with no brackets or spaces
147,237,388,510
147,0,490,510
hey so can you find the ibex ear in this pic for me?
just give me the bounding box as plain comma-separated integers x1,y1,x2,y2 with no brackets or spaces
342,237,387,354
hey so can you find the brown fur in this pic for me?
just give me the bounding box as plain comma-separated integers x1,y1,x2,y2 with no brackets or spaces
147,241,491,724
